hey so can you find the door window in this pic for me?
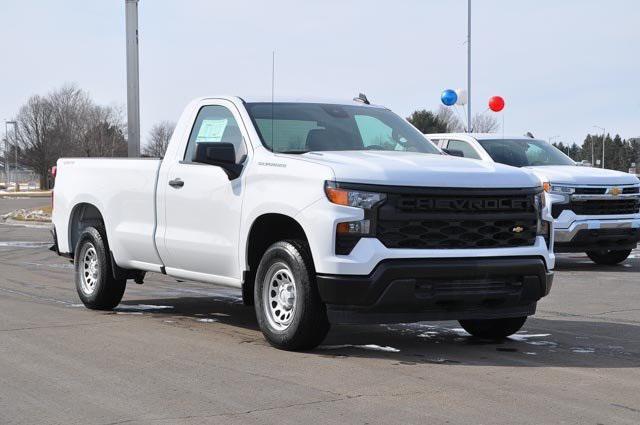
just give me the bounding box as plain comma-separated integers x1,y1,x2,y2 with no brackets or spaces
447,139,481,159
184,105,247,162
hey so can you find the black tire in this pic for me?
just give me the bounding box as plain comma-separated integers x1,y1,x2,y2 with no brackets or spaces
74,225,126,310
586,249,632,266
458,316,527,340
254,240,330,350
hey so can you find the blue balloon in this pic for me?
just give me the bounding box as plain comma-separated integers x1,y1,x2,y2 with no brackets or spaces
441,89,458,106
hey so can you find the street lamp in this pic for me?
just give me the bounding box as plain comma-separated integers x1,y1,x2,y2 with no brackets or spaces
593,125,605,169
4,121,17,190
125,0,140,157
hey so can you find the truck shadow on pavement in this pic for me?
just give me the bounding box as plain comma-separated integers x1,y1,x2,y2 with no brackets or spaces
554,254,639,272
117,296,640,368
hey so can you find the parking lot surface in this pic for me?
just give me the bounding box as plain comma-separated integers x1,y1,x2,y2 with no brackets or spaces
0,198,639,424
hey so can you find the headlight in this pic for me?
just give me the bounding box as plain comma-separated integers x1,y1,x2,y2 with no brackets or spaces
544,183,575,194
535,191,551,248
324,181,386,209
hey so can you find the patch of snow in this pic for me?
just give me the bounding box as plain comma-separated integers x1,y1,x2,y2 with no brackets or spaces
448,328,471,336
115,304,173,311
527,340,558,347
523,352,538,355
571,347,595,354
116,312,143,315
195,318,218,323
318,344,400,353
508,333,551,342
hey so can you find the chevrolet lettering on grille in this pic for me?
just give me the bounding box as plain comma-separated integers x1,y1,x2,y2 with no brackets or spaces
398,198,532,211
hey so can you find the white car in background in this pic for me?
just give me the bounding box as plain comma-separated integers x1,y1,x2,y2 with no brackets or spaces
428,133,640,265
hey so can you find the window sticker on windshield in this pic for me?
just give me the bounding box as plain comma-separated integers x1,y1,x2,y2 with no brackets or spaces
196,119,228,142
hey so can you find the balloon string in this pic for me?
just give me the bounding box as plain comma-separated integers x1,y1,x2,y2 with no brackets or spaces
454,105,467,132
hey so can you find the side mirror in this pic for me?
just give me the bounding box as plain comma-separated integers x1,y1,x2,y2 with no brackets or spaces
442,148,464,157
193,142,243,179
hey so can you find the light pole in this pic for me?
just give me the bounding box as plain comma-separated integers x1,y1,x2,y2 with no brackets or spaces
466,0,472,133
4,121,17,189
5,121,18,191
125,0,140,157
593,125,605,169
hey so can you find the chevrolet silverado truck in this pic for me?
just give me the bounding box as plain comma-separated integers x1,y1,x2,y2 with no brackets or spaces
51,97,554,350
428,133,640,265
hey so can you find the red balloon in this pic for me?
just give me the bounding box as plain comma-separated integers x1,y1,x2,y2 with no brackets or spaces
488,96,505,112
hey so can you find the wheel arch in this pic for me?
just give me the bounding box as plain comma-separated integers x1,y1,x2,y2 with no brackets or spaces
68,202,106,256
242,213,310,305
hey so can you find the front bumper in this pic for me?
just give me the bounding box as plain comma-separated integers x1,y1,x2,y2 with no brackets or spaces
316,256,553,324
554,217,640,252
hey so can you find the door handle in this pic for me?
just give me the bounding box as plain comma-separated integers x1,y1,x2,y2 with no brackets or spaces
168,178,184,188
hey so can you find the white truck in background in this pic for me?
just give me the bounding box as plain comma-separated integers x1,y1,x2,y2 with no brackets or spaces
52,97,554,350
428,133,640,264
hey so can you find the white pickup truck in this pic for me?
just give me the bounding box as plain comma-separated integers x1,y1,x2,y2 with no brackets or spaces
428,133,640,265
52,97,554,350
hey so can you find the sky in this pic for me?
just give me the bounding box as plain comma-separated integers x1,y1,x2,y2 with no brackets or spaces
1,0,638,148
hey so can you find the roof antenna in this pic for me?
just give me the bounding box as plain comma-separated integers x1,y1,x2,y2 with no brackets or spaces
353,93,370,105
271,51,275,151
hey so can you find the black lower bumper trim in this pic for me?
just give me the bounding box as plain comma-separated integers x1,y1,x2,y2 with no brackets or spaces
316,257,552,324
555,228,640,253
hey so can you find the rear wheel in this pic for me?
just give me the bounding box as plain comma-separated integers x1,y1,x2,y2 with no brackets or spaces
586,249,631,265
254,240,329,350
458,316,527,340
74,226,126,310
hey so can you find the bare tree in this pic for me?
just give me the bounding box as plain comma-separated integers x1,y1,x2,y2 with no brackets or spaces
80,105,127,157
143,121,175,157
471,113,500,133
11,95,59,188
435,106,465,132
10,84,128,188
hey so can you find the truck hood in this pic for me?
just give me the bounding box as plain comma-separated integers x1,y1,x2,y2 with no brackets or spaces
297,151,541,188
524,165,640,186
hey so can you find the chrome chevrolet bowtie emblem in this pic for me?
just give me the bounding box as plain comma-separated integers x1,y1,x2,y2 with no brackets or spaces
512,226,524,233
608,187,622,196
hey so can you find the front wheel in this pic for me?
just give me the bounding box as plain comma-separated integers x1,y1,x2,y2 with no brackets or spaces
586,249,632,265
254,240,330,350
74,226,126,310
458,316,527,340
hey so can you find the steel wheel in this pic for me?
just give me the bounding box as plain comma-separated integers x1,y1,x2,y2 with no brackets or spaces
262,263,297,331
80,243,100,295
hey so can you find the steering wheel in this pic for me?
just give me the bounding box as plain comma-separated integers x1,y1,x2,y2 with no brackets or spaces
365,145,386,151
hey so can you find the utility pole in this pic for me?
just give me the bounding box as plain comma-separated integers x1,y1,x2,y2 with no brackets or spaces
4,121,17,189
466,0,472,132
593,125,605,169
125,0,140,157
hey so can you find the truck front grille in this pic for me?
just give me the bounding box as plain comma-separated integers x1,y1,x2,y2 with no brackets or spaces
375,188,539,249
552,199,640,217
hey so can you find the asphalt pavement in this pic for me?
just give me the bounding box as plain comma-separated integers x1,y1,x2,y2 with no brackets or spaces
0,197,639,425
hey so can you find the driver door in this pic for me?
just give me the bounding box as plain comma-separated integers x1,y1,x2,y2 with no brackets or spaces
159,101,248,284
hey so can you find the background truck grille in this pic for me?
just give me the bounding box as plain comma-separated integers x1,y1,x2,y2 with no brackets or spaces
574,187,639,195
375,188,539,249
552,199,640,217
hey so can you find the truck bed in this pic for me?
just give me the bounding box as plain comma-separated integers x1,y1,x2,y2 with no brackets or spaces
52,158,163,271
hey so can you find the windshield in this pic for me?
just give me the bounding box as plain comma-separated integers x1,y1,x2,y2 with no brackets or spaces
245,102,441,154
478,139,575,167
